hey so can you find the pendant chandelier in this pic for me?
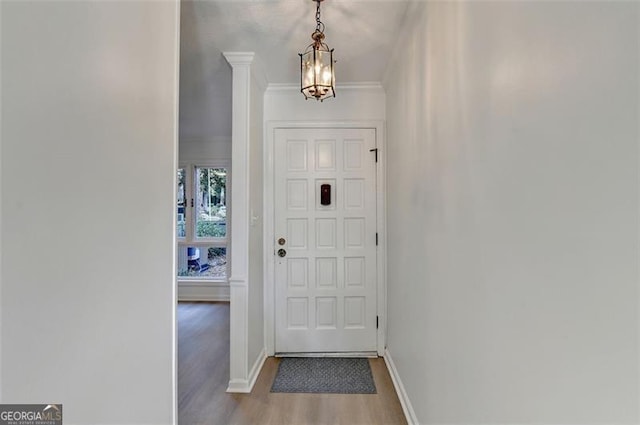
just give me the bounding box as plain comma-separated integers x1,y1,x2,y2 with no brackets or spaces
299,0,335,101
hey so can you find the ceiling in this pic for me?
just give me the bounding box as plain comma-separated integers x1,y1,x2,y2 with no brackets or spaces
179,0,411,141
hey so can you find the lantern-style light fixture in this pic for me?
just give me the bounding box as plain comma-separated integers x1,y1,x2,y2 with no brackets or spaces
299,0,335,101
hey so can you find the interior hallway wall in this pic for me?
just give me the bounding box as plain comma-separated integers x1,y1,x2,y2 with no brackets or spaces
179,138,231,162
1,1,178,423
384,2,639,424
178,0,232,145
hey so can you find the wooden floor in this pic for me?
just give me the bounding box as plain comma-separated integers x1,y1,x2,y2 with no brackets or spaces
178,302,407,425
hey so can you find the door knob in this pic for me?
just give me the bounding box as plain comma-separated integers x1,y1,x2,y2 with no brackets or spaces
277,249,287,258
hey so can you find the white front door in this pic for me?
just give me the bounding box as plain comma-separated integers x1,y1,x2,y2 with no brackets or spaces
274,128,378,354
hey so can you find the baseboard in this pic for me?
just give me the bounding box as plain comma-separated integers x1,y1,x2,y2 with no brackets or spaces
276,352,377,358
247,348,267,391
226,348,267,393
384,348,420,425
177,283,230,302
226,378,250,393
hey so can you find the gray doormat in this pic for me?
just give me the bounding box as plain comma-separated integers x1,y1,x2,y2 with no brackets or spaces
270,357,376,394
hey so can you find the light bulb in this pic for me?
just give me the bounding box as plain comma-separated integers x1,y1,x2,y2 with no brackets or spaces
322,68,331,84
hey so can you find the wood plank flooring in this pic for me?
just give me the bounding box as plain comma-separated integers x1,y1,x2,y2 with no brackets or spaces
178,302,407,425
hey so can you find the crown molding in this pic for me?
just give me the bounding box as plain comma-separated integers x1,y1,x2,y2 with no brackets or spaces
222,52,255,66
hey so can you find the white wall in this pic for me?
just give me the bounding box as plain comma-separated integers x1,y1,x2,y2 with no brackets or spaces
248,71,266,370
264,84,385,123
179,0,232,144
385,2,639,424
1,2,178,424
179,137,231,162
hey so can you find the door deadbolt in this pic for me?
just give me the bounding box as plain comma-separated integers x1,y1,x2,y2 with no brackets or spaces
278,238,286,246
277,249,287,258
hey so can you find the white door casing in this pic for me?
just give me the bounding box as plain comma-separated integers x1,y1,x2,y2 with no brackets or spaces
274,128,378,354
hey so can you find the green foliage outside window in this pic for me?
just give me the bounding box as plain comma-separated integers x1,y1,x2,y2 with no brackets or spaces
196,221,226,238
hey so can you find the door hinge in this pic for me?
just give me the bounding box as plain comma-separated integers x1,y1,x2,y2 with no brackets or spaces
369,148,379,163
190,198,194,208
376,316,379,329
376,233,378,246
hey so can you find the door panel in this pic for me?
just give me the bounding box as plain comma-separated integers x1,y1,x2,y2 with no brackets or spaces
274,128,377,353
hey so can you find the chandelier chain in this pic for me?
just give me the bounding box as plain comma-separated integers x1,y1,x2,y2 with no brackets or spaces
315,0,325,34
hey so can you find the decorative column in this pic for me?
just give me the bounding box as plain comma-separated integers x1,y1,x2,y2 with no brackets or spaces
223,52,254,392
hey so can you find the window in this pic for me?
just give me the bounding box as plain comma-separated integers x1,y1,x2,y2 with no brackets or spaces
176,164,229,281
177,168,186,238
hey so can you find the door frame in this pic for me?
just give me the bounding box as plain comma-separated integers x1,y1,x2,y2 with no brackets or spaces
264,120,387,356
